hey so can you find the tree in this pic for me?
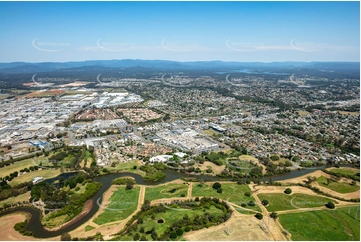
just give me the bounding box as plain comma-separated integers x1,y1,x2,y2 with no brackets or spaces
176,228,184,236
270,212,278,219
169,232,177,239
244,191,251,197
133,233,140,241
284,188,292,194
60,232,71,241
325,202,335,209
255,213,263,220
126,182,134,190
261,199,269,206
212,182,221,189
217,188,222,193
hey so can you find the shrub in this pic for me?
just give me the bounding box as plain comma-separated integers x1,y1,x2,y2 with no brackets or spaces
284,188,292,194
325,202,335,209
217,188,222,193
244,191,251,197
261,199,269,206
255,213,263,220
247,201,255,206
270,211,278,219
212,182,222,189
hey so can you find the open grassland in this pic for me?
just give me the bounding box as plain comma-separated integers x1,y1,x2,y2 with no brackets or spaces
93,186,140,225
317,176,359,194
9,169,61,186
118,205,224,241
279,206,360,241
328,167,359,177
0,156,51,178
257,193,338,212
107,159,146,176
144,183,188,201
0,191,30,207
192,182,261,212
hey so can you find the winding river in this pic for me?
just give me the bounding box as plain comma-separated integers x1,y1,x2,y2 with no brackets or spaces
0,164,356,238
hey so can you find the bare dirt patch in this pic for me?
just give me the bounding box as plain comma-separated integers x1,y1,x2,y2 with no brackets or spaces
0,213,45,241
184,213,274,241
196,161,225,175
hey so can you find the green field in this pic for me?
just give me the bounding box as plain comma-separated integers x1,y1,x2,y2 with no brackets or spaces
279,206,360,241
257,193,338,212
144,183,188,201
107,159,146,176
93,186,140,225
8,169,61,186
85,225,95,232
0,191,31,207
0,156,52,178
328,168,359,177
117,205,224,241
317,176,360,194
192,182,261,212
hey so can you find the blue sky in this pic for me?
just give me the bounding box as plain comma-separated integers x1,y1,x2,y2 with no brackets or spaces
0,1,359,62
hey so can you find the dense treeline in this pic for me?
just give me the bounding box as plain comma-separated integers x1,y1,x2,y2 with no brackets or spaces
140,163,166,182
0,181,34,201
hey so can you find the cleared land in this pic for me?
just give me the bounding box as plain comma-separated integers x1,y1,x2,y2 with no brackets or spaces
184,213,273,241
279,206,360,241
93,186,140,225
0,156,51,178
0,213,39,241
144,183,188,201
107,159,146,176
257,193,338,212
8,169,61,186
196,161,225,175
192,182,261,212
316,176,360,194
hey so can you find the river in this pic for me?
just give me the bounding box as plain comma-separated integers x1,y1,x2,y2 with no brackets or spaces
0,164,356,238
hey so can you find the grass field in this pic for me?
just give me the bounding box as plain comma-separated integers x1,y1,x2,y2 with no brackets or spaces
9,169,61,186
0,191,31,207
279,206,360,241
0,156,51,178
107,159,146,176
192,182,261,212
257,193,338,212
144,183,188,201
328,168,359,177
85,225,95,232
93,186,140,225
118,205,224,241
317,176,360,194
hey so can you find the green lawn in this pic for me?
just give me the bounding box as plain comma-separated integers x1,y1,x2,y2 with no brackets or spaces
257,193,338,212
328,168,359,177
107,159,146,176
279,206,360,241
0,191,31,207
118,204,224,241
93,186,140,225
9,168,61,186
144,183,188,201
0,156,51,178
317,176,360,194
85,225,95,232
192,182,261,212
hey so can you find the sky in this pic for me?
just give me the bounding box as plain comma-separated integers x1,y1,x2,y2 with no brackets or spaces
0,1,359,63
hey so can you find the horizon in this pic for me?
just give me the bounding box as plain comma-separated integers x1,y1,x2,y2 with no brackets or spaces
1,59,360,65
0,1,359,63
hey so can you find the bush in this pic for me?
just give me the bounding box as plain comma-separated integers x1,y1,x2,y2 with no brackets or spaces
325,202,335,209
255,213,263,220
212,182,222,189
284,188,292,194
244,191,251,197
217,188,222,193
241,203,247,207
270,211,278,219
261,199,269,206
247,201,255,206
176,228,184,236
169,232,177,239
61,232,72,241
